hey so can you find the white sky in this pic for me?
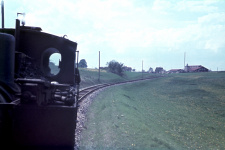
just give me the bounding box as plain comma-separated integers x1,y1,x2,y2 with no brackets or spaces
3,0,225,71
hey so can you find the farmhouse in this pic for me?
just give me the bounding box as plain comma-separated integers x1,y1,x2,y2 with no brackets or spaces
184,64,209,72
168,69,184,73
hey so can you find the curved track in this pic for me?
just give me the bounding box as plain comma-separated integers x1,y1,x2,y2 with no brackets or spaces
78,76,162,102
75,76,163,149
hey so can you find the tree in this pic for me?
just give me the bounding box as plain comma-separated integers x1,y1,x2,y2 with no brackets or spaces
107,60,124,76
155,67,163,73
78,59,87,68
148,67,153,73
49,62,60,75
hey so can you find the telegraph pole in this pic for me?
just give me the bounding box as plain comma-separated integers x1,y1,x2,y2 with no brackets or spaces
98,51,100,81
1,0,4,28
184,52,186,69
142,60,143,79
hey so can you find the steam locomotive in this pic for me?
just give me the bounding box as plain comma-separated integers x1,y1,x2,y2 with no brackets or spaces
0,10,80,150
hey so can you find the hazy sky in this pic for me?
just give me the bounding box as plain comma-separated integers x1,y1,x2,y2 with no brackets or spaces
3,0,225,71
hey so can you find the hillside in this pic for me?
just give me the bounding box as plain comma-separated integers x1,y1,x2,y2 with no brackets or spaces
79,68,155,88
48,63,155,88
79,72,225,149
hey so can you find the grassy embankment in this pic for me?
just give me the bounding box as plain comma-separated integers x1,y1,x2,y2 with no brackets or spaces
79,72,225,149
79,68,155,88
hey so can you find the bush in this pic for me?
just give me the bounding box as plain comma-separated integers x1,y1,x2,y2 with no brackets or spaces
78,59,87,68
107,60,124,76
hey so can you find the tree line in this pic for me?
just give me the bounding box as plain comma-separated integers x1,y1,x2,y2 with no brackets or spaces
52,59,156,76
78,59,125,76
77,59,159,76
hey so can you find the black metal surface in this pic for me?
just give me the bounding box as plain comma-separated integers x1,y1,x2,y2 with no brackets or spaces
12,105,77,150
0,27,77,84
0,33,20,102
0,16,80,149
0,104,14,148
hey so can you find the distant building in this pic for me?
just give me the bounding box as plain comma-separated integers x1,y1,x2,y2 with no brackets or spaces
155,67,164,74
168,69,184,73
184,64,209,72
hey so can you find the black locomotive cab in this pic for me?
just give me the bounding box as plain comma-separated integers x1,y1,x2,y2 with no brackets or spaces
0,13,80,150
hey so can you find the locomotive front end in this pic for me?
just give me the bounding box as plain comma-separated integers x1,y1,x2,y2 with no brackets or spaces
0,15,80,149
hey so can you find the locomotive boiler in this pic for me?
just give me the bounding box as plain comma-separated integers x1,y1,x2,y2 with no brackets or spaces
0,8,80,150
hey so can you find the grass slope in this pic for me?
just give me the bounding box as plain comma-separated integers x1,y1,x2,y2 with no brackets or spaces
79,72,225,149
79,68,154,88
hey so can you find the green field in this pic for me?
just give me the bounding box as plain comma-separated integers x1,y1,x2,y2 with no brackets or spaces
79,68,155,88
79,72,225,149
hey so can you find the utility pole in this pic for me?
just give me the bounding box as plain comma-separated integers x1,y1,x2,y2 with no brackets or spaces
98,51,100,81
1,0,4,28
184,52,186,69
142,60,143,79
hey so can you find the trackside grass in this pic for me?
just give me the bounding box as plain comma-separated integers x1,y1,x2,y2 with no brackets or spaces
79,68,155,88
79,72,225,149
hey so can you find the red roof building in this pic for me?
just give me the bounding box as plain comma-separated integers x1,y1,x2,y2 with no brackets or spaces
184,64,209,72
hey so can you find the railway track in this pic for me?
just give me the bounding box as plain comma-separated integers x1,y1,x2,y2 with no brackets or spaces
75,76,163,149
78,76,162,102
78,84,110,100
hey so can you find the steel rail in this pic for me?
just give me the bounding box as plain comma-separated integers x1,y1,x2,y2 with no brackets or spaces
78,76,163,102
78,84,110,101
